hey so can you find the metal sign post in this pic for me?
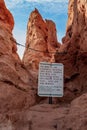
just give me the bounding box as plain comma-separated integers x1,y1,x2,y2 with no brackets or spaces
38,62,64,104
49,97,52,104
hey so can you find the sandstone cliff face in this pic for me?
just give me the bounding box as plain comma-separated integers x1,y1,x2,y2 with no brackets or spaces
0,0,87,130
55,0,87,101
23,9,60,70
64,0,87,50
0,0,14,31
0,0,37,114
0,93,87,130
23,0,87,102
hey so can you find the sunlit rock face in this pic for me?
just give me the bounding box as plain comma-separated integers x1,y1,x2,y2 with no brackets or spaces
23,9,60,71
23,0,87,102
0,0,14,31
0,1,87,130
45,19,60,52
64,0,87,50
55,0,87,102
0,0,37,114
0,0,19,60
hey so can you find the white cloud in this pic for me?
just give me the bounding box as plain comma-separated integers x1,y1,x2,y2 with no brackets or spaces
4,0,23,9
4,0,68,16
5,0,68,9
41,2,68,15
26,0,68,3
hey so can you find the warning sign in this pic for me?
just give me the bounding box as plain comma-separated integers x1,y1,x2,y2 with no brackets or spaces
38,62,64,97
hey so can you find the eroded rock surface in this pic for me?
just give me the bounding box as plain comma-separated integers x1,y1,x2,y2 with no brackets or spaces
0,0,14,31
0,93,87,130
22,0,87,103
0,0,87,130
0,0,37,114
55,0,87,101
23,9,60,71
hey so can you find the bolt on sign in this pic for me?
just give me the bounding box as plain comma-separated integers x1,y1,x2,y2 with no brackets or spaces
38,62,64,97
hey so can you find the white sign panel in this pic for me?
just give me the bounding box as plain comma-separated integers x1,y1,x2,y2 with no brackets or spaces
38,62,64,97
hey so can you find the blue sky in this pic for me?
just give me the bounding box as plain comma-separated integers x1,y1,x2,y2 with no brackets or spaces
4,0,68,58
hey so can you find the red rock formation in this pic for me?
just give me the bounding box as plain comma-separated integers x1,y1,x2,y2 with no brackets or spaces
0,0,14,31
0,0,37,114
23,1,87,102
22,1,87,102
23,9,60,70
63,0,87,50
1,93,87,130
0,0,19,60
55,0,87,101
46,19,59,52
0,1,87,130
